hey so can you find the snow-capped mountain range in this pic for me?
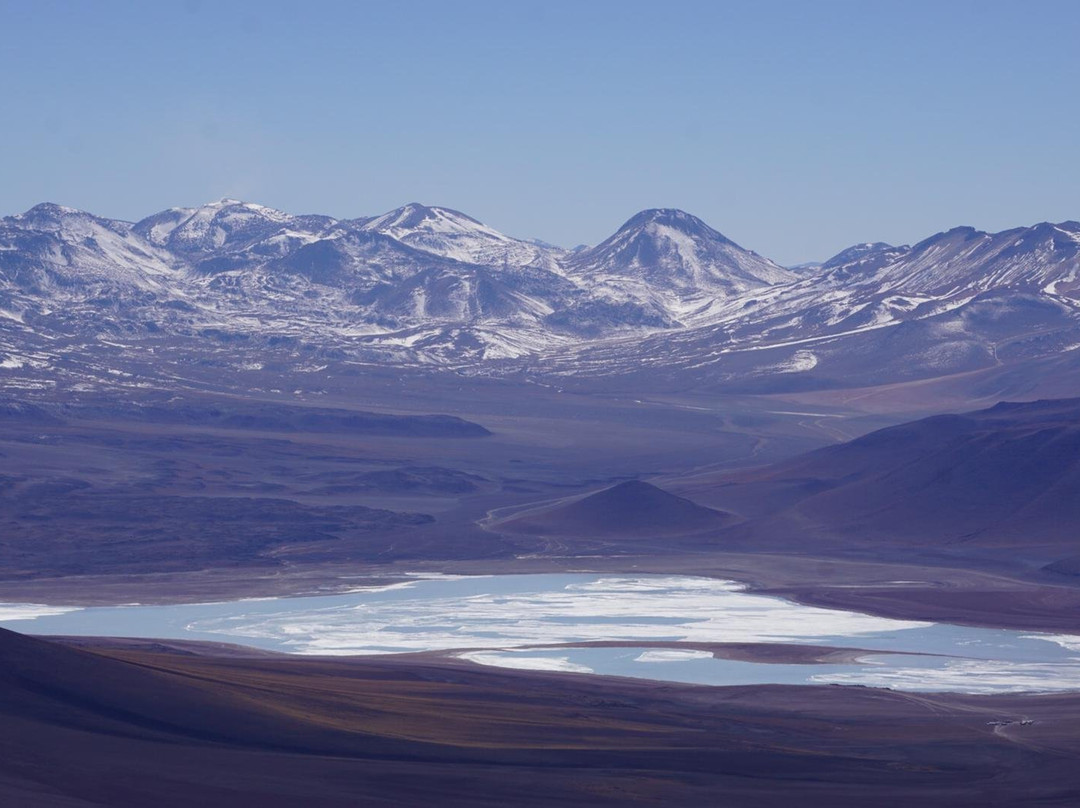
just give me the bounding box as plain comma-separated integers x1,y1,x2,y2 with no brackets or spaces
1,198,1078,392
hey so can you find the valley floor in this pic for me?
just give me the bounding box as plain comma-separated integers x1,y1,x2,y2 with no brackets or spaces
3,380,1080,805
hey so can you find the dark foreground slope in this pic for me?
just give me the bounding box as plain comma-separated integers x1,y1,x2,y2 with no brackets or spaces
4,627,1080,807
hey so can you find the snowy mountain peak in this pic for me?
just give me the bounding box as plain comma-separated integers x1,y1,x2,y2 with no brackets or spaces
19,202,84,217
360,203,562,268
822,242,902,270
3,199,1079,374
365,202,484,233
811,220,1080,300
617,208,732,241
0,202,181,301
133,199,298,255
13,202,105,230
564,209,796,307
912,226,983,250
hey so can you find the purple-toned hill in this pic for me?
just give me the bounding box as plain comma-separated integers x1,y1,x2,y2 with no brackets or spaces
707,398,1080,572
500,480,730,538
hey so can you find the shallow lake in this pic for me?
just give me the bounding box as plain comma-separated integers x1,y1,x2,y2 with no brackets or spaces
3,573,1079,694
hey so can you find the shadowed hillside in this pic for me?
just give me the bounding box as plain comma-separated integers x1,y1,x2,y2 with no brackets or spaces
698,398,1080,572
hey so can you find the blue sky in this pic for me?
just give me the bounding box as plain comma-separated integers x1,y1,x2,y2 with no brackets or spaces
1,0,1077,264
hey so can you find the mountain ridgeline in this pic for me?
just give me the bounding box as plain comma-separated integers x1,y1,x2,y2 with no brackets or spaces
1,199,1078,390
